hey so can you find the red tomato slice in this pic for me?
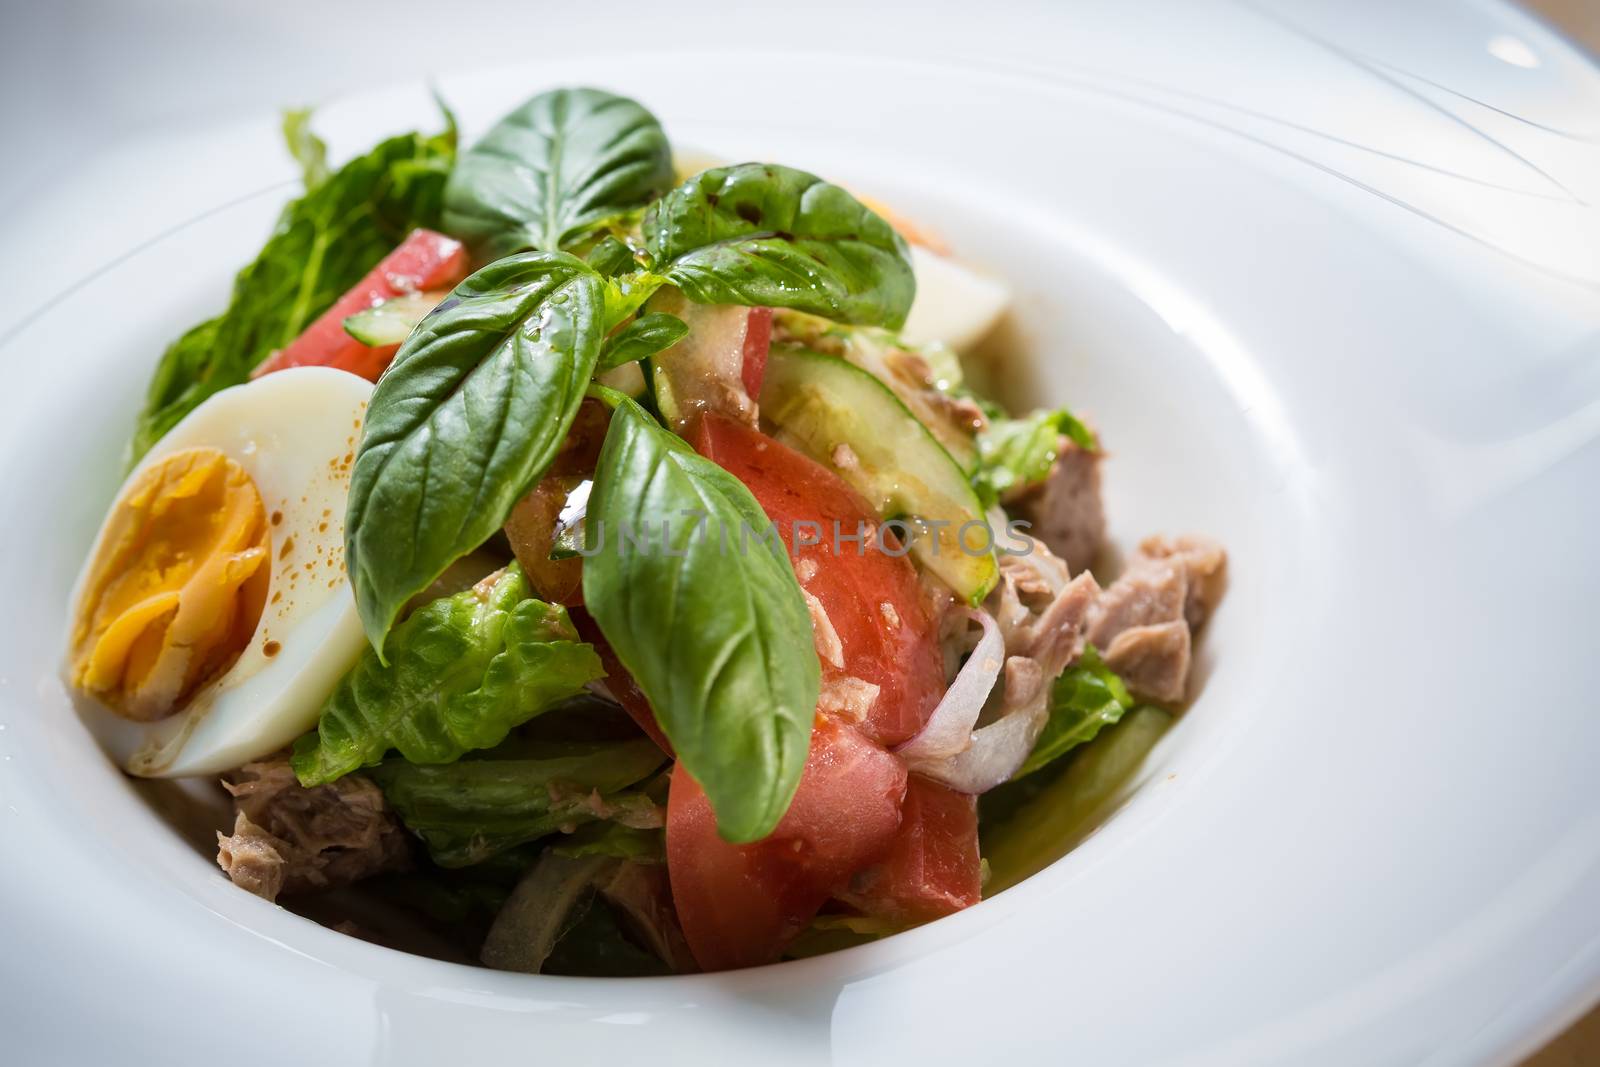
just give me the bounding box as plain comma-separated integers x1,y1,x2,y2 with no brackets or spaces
667,716,908,970
570,608,674,756
691,414,944,746
839,775,981,924
740,306,772,397
251,228,467,381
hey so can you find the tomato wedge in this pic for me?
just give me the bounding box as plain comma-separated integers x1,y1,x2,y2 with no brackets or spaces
570,608,674,755
503,400,610,608
839,775,981,924
251,228,467,382
690,414,944,747
741,306,773,397
666,716,907,970
661,417,951,969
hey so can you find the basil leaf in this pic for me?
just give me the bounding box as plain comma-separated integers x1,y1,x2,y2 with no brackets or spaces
371,738,665,866
444,87,674,260
292,565,603,786
642,163,915,329
582,398,820,843
974,406,1097,507
1013,646,1132,780
585,235,638,277
346,252,605,651
131,124,455,463
598,312,688,371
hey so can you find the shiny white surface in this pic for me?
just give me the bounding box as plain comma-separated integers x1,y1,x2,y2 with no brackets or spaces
1,2,1598,1065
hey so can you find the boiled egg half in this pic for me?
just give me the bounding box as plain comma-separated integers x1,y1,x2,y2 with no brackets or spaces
67,367,373,777
899,244,1011,353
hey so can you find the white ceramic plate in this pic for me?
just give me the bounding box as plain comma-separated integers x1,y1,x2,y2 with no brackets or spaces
3,2,1599,1064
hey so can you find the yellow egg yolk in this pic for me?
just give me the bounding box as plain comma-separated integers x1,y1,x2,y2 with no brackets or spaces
71,447,270,721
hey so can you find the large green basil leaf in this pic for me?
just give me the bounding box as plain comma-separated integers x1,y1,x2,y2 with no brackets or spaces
642,163,915,329
444,87,674,260
582,397,819,844
371,738,666,866
292,565,603,785
131,121,455,463
346,252,605,651
1013,646,1132,780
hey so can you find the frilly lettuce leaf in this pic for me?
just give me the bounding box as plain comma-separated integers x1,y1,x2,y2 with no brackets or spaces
131,116,455,463
784,914,906,959
292,564,602,786
549,821,665,863
974,406,1097,508
281,108,329,191
1013,645,1132,780
370,739,665,867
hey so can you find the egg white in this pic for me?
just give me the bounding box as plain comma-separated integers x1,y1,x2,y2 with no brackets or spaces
899,244,1012,352
70,367,373,777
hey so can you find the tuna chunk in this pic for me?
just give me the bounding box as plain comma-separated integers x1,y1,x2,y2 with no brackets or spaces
1087,559,1186,645
1005,439,1105,575
216,813,290,901
991,543,1099,679
1135,535,1227,630
215,757,410,902
1102,620,1191,704
1089,536,1227,704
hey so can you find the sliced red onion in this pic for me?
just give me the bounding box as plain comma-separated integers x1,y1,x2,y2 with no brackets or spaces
895,608,1003,763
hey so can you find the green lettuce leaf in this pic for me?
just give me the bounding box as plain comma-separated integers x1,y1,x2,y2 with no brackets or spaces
643,163,915,329
370,739,665,867
784,914,905,959
281,107,329,190
548,821,665,863
583,396,820,844
1013,646,1133,780
131,119,455,462
983,706,1171,893
443,87,674,260
973,406,1097,507
292,565,602,786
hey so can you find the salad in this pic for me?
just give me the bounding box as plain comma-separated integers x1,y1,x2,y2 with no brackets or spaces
64,87,1226,974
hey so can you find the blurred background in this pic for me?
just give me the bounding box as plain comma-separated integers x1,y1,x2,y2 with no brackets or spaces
1525,0,1598,52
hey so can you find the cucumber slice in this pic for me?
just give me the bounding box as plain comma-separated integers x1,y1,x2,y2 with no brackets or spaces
772,310,979,471
595,360,648,400
759,345,998,603
981,706,1172,893
342,290,448,347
